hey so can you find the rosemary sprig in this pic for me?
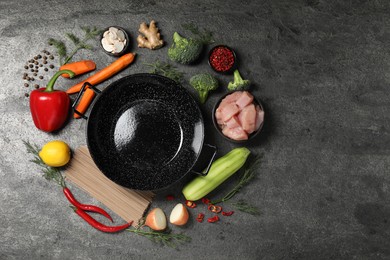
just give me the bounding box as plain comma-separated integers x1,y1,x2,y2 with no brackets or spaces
211,154,262,215
48,26,102,66
144,61,185,82
230,200,260,215
182,22,214,45
23,140,66,187
127,228,191,248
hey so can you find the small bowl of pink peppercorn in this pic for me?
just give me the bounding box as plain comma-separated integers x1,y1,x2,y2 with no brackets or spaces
208,45,237,74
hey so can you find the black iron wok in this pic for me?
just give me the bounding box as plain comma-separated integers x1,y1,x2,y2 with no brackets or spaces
73,73,216,191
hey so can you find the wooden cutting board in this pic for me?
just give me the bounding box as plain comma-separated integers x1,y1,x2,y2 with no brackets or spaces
65,146,154,226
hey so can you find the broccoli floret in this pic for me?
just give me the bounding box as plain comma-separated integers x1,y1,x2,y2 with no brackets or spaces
189,73,219,104
168,32,203,64
227,70,251,91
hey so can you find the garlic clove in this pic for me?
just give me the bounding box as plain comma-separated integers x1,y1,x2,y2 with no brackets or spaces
102,38,114,52
103,30,109,38
113,41,124,53
109,27,119,35
116,30,125,41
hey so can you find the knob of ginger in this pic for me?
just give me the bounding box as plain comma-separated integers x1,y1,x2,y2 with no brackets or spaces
137,20,164,50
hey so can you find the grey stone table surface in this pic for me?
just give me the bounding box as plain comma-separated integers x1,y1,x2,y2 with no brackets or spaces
1,0,390,259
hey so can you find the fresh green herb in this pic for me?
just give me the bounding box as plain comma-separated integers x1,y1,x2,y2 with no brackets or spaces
48,38,67,65
48,26,102,66
23,140,65,187
182,22,214,45
127,228,191,248
211,154,262,215
230,200,260,215
144,61,185,82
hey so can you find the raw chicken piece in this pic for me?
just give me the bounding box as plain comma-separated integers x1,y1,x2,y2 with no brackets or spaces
221,102,240,122
219,91,243,110
215,108,224,125
238,104,257,134
255,105,264,130
222,126,248,141
235,91,254,109
225,116,240,129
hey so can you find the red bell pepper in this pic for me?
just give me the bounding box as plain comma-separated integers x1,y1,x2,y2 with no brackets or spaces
30,70,75,132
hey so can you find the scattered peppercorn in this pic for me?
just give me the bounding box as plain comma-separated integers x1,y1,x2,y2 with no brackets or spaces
30,78,34,81
39,64,43,67
34,61,38,65
34,84,39,89
37,54,42,59
46,51,51,55
35,66,38,69
43,56,47,60
49,55,54,59
34,56,38,60
49,64,54,69
29,64,33,68
24,83,29,87
39,76,43,79
25,93,29,97
43,60,47,64
33,73,37,76
44,68,48,71
30,69,34,72
24,65,28,69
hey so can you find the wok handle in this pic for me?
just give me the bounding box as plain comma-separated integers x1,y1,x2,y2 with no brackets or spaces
72,82,101,120
192,144,217,176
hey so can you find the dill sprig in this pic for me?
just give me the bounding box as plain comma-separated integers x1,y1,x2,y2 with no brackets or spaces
182,22,214,45
230,200,260,215
23,140,66,187
211,154,262,215
144,61,185,82
48,38,67,65
48,26,102,66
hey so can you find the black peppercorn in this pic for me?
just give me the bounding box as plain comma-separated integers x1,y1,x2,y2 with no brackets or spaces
33,73,37,76
49,55,54,59
29,64,33,68
34,84,39,89
43,60,47,64
39,76,43,79
39,64,43,67
25,93,29,97
46,51,51,55
30,78,34,81
24,83,29,87
38,54,42,59
24,65,28,69
44,68,48,71
34,56,38,60
49,65,54,69
30,69,34,72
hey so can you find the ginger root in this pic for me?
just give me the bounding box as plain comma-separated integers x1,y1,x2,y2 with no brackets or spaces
137,20,164,50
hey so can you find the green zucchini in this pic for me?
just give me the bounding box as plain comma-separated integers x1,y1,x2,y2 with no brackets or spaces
182,147,251,201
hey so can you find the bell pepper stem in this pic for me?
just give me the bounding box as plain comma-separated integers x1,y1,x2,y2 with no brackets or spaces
44,69,75,92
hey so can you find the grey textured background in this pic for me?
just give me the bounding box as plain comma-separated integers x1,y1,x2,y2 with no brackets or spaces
1,0,390,259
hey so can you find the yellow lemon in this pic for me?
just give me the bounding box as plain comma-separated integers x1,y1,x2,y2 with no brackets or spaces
39,140,71,167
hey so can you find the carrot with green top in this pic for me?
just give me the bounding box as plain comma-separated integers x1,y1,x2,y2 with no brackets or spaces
60,60,96,78
66,53,136,94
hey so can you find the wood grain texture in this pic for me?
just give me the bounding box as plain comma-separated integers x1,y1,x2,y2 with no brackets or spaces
65,146,154,226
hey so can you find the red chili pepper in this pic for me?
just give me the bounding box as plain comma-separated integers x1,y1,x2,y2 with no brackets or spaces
166,194,175,201
208,204,222,213
185,200,196,208
63,187,113,222
29,70,75,132
73,207,132,233
201,198,210,205
207,215,220,223
196,213,205,223
222,211,235,216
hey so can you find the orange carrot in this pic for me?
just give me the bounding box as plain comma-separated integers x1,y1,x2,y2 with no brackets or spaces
60,60,96,78
73,88,95,119
66,53,136,94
